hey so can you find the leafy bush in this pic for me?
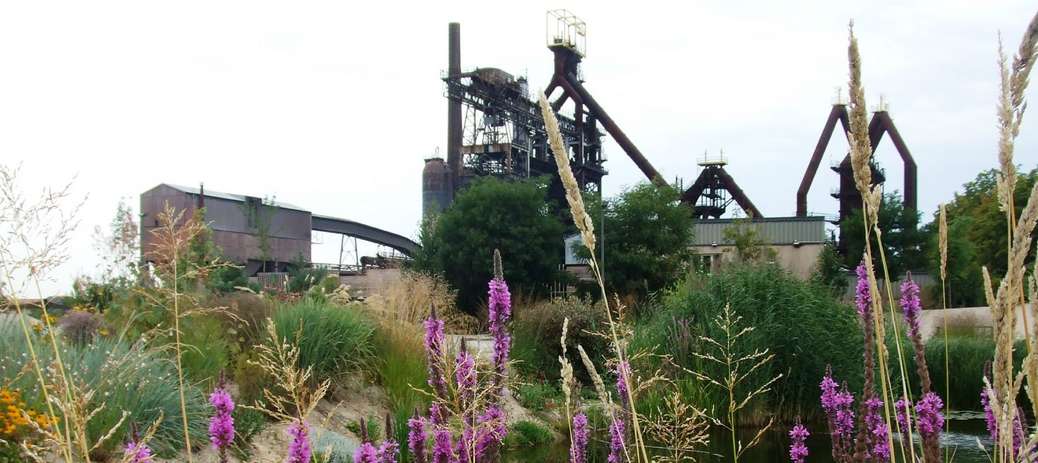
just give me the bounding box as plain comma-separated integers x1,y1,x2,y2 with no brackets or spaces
502,420,553,448
633,263,863,421
273,300,375,383
210,292,275,349
287,264,329,293
515,382,561,412
0,322,207,459
207,265,250,294
410,177,565,311
231,407,268,460
233,349,272,405
511,297,609,384
178,315,232,386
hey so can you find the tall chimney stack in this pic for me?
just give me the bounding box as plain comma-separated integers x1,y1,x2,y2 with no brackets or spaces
447,22,462,199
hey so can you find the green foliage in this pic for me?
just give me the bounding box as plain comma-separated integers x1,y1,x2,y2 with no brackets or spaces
0,443,21,463
287,260,330,294
233,350,271,405
369,321,430,456
231,407,268,460
928,167,1038,306
410,177,566,310
515,382,562,412
511,297,609,384
272,300,375,383
889,334,1026,411
207,265,250,294
0,323,207,458
811,241,849,294
632,264,863,421
177,315,232,387
577,182,694,299
345,417,380,440
842,190,928,276
502,420,553,449
722,217,776,264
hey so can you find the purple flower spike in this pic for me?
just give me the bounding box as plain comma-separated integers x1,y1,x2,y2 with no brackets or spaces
788,421,809,463
287,420,312,463
616,361,631,411
915,392,944,437
865,397,890,461
376,439,399,463
407,414,427,463
488,275,512,401
570,413,590,463
855,262,873,320
354,442,378,463
431,428,454,463
424,313,449,402
607,417,626,463
124,439,153,463
208,385,235,462
900,279,922,338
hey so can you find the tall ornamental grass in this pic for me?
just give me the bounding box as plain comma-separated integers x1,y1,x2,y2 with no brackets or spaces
0,321,207,459
273,300,375,384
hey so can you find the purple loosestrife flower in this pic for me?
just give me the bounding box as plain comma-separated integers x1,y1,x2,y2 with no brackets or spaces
914,392,944,437
819,371,855,437
788,421,809,463
431,428,454,463
900,279,923,339
616,361,631,411
865,397,890,461
475,405,507,459
894,398,912,443
408,414,427,463
208,385,235,462
855,262,873,319
455,346,477,459
124,439,153,463
287,420,312,463
982,387,998,440
570,413,590,463
424,313,449,402
487,276,512,399
608,417,626,463
354,442,378,463
376,439,399,463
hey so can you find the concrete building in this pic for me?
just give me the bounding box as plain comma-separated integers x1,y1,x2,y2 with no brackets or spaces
564,215,829,280
690,216,827,279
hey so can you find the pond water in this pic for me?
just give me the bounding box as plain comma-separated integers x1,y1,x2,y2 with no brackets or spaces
501,413,992,462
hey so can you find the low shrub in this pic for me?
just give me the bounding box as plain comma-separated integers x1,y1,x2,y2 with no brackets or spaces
511,296,609,384
178,315,232,386
210,292,275,349
207,265,250,294
502,420,553,448
57,309,105,345
633,263,864,422
231,407,269,460
0,322,207,459
273,300,375,383
233,349,272,405
515,382,561,412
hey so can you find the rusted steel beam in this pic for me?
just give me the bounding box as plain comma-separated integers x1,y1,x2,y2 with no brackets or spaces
797,104,847,216
447,23,463,197
562,72,665,186
875,111,917,212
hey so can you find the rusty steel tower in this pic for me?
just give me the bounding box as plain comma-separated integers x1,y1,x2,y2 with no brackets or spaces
680,151,763,219
428,11,667,217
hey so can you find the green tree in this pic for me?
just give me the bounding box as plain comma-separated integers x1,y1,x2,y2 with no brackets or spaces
411,177,565,310
722,216,776,264
841,190,927,276
925,167,1037,306
575,183,694,299
811,241,848,295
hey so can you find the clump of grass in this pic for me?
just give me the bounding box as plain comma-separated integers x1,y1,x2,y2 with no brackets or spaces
515,382,561,412
371,321,430,447
511,296,609,384
502,420,553,448
0,322,208,459
272,300,375,384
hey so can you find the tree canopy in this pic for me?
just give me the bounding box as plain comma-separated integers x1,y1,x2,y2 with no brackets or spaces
410,177,565,310
841,190,927,277
578,182,694,299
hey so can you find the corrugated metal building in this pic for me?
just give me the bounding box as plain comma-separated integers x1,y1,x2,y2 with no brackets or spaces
140,184,311,274
564,216,829,280
691,216,828,278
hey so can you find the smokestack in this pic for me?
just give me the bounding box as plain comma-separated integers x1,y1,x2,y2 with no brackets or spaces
447,22,462,198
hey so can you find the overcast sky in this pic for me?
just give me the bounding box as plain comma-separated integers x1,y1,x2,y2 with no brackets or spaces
2,1,1037,295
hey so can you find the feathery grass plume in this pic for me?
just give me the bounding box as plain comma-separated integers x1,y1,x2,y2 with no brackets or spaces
576,344,610,409
939,203,951,441
248,319,330,426
845,23,918,462
540,91,649,463
558,318,576,450
0,164,85,461
685,303,779,462
538,94,595,253
644,392,711,463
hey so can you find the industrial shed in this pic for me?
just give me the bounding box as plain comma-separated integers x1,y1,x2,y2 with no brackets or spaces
140,184,312,274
